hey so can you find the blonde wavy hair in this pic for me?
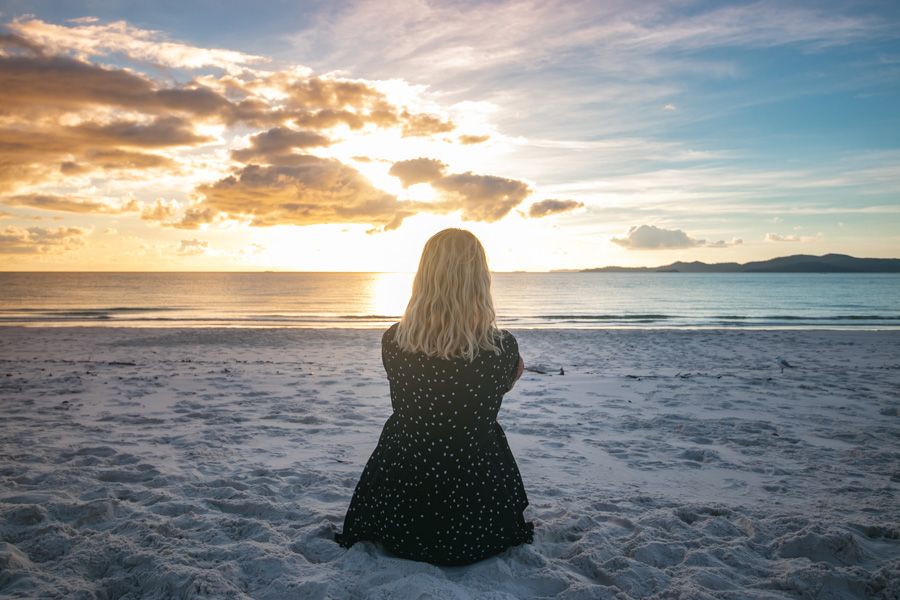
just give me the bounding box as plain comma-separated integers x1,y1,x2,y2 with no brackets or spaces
394,228,502,361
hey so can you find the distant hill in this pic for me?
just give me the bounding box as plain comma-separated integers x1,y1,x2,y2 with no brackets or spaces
579,254,900,273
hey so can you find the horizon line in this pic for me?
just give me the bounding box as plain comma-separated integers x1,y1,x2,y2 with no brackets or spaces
2,252,900,275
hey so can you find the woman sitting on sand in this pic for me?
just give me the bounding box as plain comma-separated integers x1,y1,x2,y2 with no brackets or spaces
335,228,533,566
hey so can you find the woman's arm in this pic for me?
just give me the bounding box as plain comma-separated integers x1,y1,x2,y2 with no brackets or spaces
508,356,524,391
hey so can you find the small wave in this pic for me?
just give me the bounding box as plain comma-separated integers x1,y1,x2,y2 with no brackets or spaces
0,314,398,324
337,314,401,320
828,315,900,321
534,313,900,322
1,306,184,316
743,315,900,321
537,314,675,320
1,308,898,328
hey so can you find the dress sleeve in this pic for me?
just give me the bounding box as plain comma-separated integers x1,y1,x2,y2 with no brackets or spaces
503,330,520,388
381,323,398,375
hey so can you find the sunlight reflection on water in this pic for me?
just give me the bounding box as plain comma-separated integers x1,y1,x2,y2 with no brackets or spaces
0,272,897,329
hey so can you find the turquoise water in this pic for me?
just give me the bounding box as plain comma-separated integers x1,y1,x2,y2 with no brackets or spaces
0,272,898,328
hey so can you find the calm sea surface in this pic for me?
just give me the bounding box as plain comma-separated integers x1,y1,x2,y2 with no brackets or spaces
0,272,898,329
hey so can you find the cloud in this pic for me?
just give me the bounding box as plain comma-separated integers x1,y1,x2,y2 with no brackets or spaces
609,3,885,52
0,32,45,54
528,199,584,218
177,238,208,256
0,49,232,118
294,0,892,198
281,75,385,106
0,225,87,253
138,199,224,230
663,103,677,111
236,71,456,135
0,37,436,133
612,224,740,249
459,134,490,145
388,158,447,187
706,237,743,247
0,123,185,192
0,20,463,203
386,158,531,223
60,150,175,173
175,206,222,230
431,172,531,222
8,17,267,73
765,232,801,242
0,41,231,190
3,194,138,214
140,199,181,223
231,127,331,164
612,225,702,249
183,154,532,231
188,157,413,230
400,110,454,137
299,0,885,104
71,117,211,148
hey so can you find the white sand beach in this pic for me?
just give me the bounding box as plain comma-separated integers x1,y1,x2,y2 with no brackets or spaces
1,327,898,599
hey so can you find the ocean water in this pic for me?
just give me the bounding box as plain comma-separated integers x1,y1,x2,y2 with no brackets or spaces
0,271,898,329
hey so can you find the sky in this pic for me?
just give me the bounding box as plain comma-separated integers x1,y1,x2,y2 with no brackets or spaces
0,0,898,272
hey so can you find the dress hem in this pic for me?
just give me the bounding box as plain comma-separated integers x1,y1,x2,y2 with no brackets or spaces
334,519,535,566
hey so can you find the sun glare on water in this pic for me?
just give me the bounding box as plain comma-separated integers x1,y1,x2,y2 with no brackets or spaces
366,272,414,317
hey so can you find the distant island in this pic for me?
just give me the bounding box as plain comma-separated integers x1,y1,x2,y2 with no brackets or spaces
575,253,900,273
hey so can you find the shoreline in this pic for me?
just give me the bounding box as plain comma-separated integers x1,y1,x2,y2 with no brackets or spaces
3,323,900,331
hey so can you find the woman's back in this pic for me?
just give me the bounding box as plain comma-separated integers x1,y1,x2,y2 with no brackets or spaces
335,324,532,566
382,323,518,433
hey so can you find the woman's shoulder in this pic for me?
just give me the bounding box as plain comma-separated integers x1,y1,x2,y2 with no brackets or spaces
382,322,400,343
383,324,514,361
496,327,516,343
498,328,517,351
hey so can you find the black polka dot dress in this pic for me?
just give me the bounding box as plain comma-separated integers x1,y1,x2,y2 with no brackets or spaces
335,323,534,566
